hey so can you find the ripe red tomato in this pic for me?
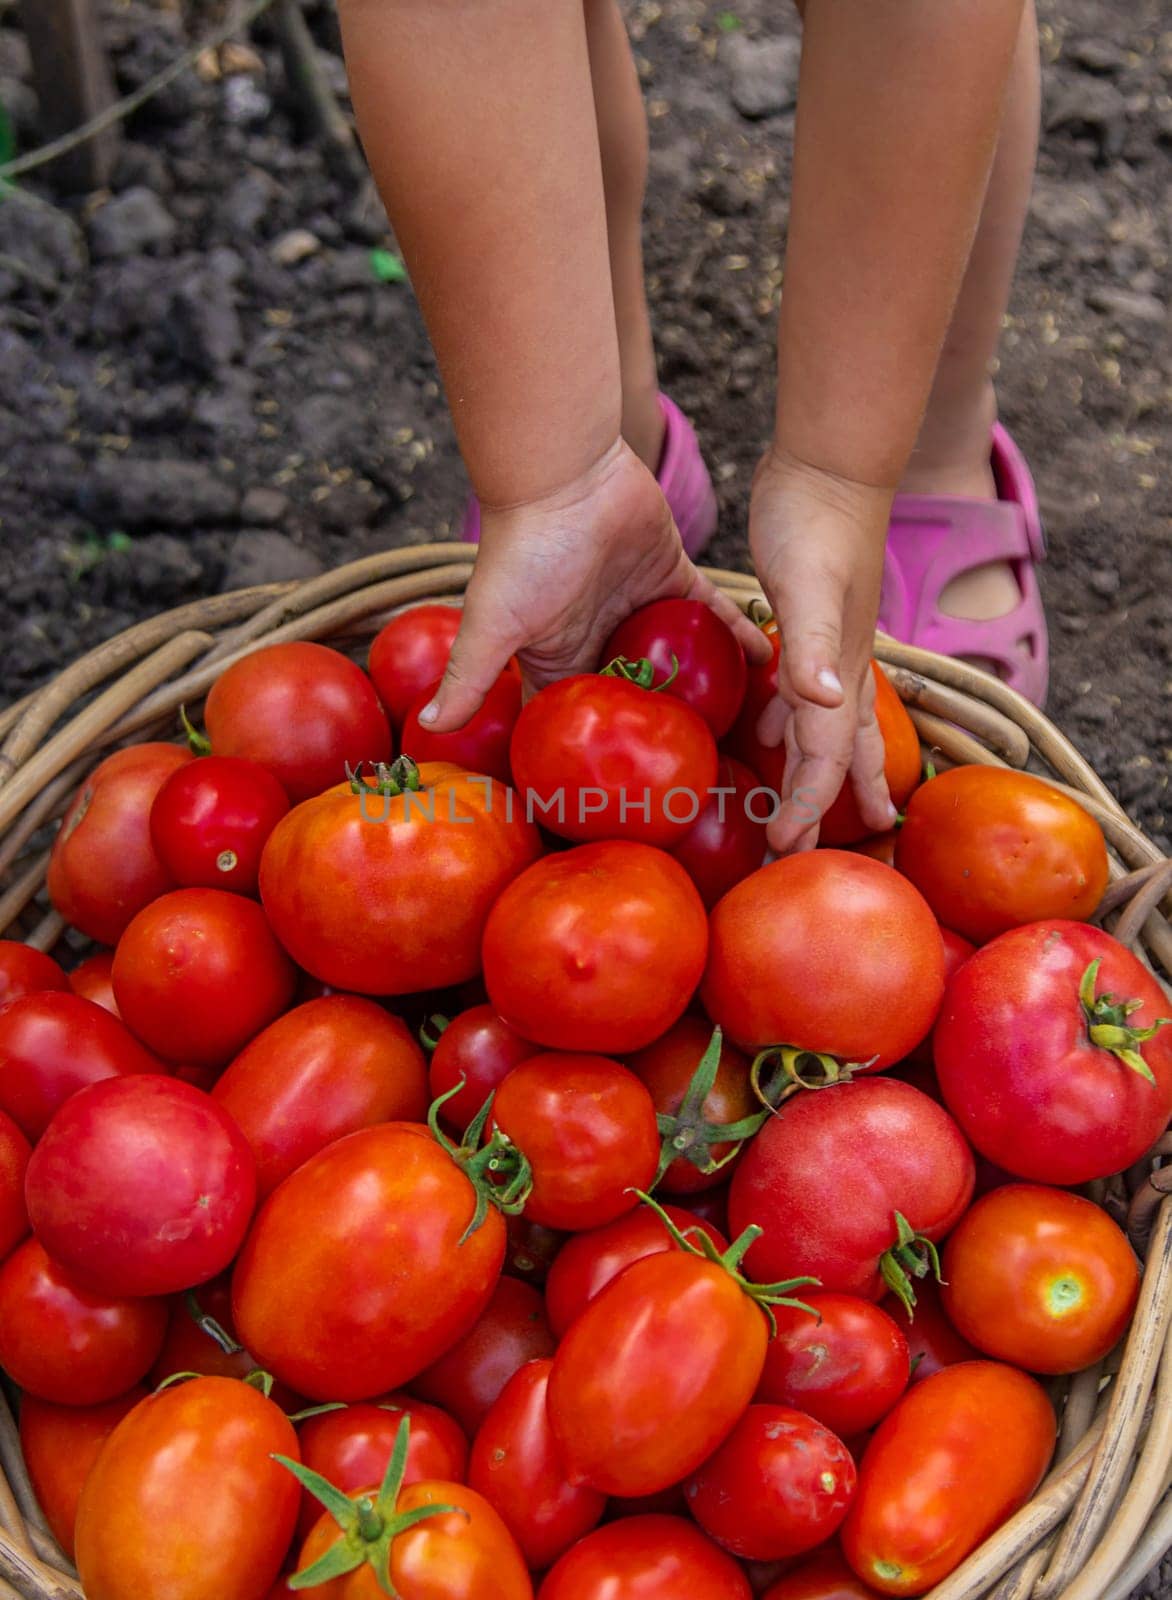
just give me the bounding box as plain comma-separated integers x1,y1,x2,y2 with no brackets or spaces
368,604,463,728
213,997,428,1197
112,888,296,1069
627,1016,755,1195
509,672,718,847
429,1005,541,1134
0,1108,29,1260
670,756,768,908
761,1547,885,1600
756,1293,910,1437
544,1203,726,1339
20,1388,146,1559
547,1222,797,1495
895,767,1109,943
539,1515,751,1599
0,1237,166,1403
727,655,920,847
504,1212,564,1288
702,852,945,1070
603,598,748,739
483,841,707,1053
0,991,161,1139
880,1278,978,1385
47,743,193,945
150,756,290,895
148,1277,298,1401
941,1184,1140,1375
402,670,522,784
901,926,974,1070
840,1362,1055,1594
469,1358,606,1570
27,1074,257,1298
76,1376,300,1600
233,1122,506,1401
934,921,1172,1184
205,641,392,804
295,1481,532,1600
412,1275,556,1434
260,762,541,995
296,1396,468,1539
685,1404,857,1561
491,1054,660,1231
728,1078,974,1301
68,950,119,1014
0,942,67,1005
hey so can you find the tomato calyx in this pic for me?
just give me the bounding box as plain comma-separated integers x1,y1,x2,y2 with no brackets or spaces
652,1025,767,1186
599,653,680,692
278,1416,467,1597
418,1013,448,1053
749,1045,861,1111
179,705,212,756
347,756,424,798
427,1084,533,1243
636,1189,819,1335
1079,958,1170,1085
879,1211,944,1317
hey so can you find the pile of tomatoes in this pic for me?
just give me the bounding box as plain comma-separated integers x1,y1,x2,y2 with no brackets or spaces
0,594,1169,1600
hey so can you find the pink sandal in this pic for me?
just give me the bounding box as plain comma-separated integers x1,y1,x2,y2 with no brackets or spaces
877,423,1049,705
459,394,719,560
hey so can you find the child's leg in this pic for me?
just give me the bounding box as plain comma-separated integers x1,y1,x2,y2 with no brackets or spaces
583,0,665,473
900,0,1040,622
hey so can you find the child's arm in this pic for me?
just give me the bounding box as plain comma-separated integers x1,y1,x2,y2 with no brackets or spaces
758,0,1026,849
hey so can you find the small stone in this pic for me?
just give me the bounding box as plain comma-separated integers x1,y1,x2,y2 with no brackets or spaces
1045,79,1127,157
218,169,279,236
699,172,752,216
192,385,257,441
171,269,243,373
1069,38,1127,74
1086,286,1167,326
89,187,177,260
111,140,172,195
1089,567,1121,599
100,533,204,602
0,191,85,288
722,34,801,120
314,480,384,532
77,459,238,527
0,31,31,78
292,392,362,456
270,229,321,267
240,486,290,526
223,74,272,127
221,530,324,591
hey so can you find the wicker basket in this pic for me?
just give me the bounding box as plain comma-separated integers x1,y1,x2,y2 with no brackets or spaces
0,544,1170,1600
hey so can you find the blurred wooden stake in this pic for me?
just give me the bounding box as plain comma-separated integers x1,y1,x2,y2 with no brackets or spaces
19,0,119,191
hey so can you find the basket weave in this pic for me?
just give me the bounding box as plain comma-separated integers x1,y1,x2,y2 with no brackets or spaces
0,544,1170,1600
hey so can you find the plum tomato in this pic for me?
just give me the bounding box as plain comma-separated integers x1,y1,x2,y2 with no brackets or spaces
150,755,290,895
538,1515,751,1600
20,1389,147,1560
368,604,463,729
757,1293,910,1437
412,1275,556,1434
761,1547,887,1600
603,598,748,739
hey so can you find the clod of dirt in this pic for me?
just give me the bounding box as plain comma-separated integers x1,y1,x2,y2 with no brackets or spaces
722,33,800,120
89,187,178,260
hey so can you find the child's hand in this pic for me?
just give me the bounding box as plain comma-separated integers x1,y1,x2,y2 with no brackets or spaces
419,441,770,732
749,447,897,854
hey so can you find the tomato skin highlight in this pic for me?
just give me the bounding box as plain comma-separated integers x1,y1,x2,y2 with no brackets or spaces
701,852,945,1070
685,1404,857,1561
728,1078,974,1298
840,1361,1055,1595
491,1054,661,1231
547,1249,770,1496
940,1184,1140,1375
933,920,1172,1184
670,755,768,909
368,603,463,729
895,766,1109,943
150,755,290,895
20,1388,146,1560
757,1293,910,1438
48,743,193,945
26,1074,257,1299
538,1514,751,1599
603,597,748,739
469,1358,607,1571
0,1237,166,1403
0,942,68,1006
75,1375,301,1600
213,996,429,1197
205,640,392,804
412,1275,556,1435
482,841,708,1054
260,765,542,997
232,1122,505,1401
428,1005,541,1135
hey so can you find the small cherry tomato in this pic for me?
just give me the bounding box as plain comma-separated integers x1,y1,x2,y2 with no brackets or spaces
402,670,522,785
412,1276,556,1435
491,1054,660,1231
0,943,67,1006
603,598,748,739
757,1293,910,1437
685,1404,857,1561
428,1005,541,1135
469,1358,606,1570
627,1017,755,1195
150,756,290,895
539,1515,750,1599
670,756,768,908
20,1389,146,1560
368,604,463,729
940,1184,1140,1374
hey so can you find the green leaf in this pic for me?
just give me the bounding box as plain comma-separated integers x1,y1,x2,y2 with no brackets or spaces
716,11,741,30
370,249,407,284
107,530,133,552
0,102,13,170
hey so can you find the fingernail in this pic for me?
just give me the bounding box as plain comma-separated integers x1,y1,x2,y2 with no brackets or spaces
817,669,843,696
418,700,439,725
885,801,898,825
